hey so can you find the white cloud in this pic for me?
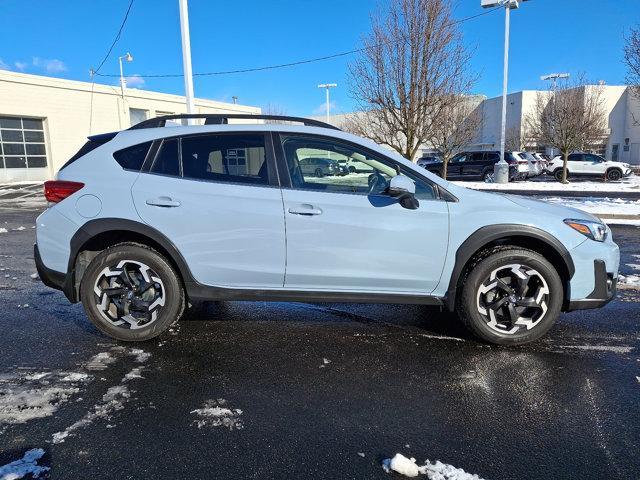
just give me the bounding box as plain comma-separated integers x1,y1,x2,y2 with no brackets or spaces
125,74,145,88
32,57,67,74
0,58,9,70
14,61,28,71
312,100,337,115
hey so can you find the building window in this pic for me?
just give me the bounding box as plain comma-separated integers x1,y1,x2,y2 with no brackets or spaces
0,116,47,169
129,108,149,127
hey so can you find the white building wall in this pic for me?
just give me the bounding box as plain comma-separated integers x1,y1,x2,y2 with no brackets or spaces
0,70,260,182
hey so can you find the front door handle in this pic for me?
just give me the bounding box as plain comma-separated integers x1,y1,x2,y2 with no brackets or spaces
146,196,181,208
288,204,322,216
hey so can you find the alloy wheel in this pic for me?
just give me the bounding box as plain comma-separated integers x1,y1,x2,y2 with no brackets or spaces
476,263,550,335
93,260,165,330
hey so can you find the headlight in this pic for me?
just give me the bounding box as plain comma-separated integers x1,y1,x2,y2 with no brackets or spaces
564,219,607,242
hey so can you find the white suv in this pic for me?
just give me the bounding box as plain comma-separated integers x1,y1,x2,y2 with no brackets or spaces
547,153,632,182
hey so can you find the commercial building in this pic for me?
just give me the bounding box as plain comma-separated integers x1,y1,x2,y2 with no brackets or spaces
0,70,260,182
319,85,640,165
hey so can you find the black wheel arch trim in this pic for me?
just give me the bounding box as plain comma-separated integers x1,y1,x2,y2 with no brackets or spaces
444,224,575,311
65,218,198,303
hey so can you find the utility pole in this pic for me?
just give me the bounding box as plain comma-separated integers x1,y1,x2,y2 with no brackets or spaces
318,83,337,123
178,0,196,119
482,0,529,183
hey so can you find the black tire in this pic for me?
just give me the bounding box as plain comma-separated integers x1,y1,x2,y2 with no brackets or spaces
481,170,494,182
314,168,324,178
456,247,563,345
553,169,566,182
606,168,622,181
80,242,185,342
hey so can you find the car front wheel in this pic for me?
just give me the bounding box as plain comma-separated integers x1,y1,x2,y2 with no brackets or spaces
80,243,185,342
606,168,622,181
553,169,566,182
456,247,563,345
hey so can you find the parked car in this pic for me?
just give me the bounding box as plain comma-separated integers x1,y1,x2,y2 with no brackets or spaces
422,151,518,182
417,155,442,169
35,114,619,346
532,153,548,173
344,158,375,173
299,157,343,177
546,153,633,182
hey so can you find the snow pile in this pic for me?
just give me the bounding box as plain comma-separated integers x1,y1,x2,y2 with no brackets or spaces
29,273,39,280
0,228,6,234
123,366,145,381
191,399,244,430
619,274,640,288
382,453,485,480
130,348,151,363
0,448,49,480
455,174,640,193
538,196,640,216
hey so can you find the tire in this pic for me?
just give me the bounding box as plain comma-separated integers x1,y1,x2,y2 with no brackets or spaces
314,168,324,178
348,166,356,173
456,247,563,345
553,169,566,182
482,170,494,183
80,242,185,342
606,168,622,181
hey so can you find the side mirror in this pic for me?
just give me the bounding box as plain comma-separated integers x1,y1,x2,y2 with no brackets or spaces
387,175,419,210
388,174,416,195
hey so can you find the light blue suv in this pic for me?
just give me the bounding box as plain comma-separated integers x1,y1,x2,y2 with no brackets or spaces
35,114,619,345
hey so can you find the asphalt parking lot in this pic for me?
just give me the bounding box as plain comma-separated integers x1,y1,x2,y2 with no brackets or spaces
0,203,639,480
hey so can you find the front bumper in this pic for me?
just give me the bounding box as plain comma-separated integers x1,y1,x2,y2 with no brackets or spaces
566,259,617,311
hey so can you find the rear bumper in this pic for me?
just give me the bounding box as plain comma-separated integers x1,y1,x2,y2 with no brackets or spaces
34,244,75,302
566,259,617,311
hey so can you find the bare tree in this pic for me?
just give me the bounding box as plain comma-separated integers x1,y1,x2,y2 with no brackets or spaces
427,96,482,178
262,103,288,116
504,125,534,152
525,78,608,183
347,0,475,161
624,25,640,100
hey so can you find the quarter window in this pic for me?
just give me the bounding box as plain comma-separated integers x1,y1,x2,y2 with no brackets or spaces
113,142,152,171
180,133,269,185
0,116,47,170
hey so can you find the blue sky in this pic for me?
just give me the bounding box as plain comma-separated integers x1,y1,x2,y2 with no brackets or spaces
1,0,638,116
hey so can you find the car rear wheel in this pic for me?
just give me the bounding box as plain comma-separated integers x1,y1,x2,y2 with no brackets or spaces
456,247,563,345
80,243,185,342
348,166,356,173
553,169,566,182
606,168,622,181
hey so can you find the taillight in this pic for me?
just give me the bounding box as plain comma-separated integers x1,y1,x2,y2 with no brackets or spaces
43,180,85,203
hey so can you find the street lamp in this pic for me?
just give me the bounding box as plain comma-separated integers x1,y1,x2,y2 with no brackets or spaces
482,0,530,183
118,52,134,102
540,72,570,90
318,83,337,123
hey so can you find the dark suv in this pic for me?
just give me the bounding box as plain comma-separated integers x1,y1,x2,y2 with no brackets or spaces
422,151,518,181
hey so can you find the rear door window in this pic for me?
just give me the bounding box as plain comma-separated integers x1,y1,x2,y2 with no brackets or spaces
150,138,180,176
181,133,270,185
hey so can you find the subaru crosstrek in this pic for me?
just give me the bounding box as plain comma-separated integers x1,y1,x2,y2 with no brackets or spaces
35,114,619,345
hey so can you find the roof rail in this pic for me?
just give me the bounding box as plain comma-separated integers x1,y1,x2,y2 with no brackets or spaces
128,113,341,131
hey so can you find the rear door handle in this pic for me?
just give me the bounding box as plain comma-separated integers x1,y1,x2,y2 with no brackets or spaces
288,204,322,216
146,196,181,208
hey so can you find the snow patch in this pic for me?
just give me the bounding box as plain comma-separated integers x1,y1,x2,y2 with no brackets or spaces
559,345,634,354
84,352,118,371
52,384,132,444
0,228,6,234
618,274,640,288
123,366,145,382
382,453,486,479
191,399,243,430
0,448,49,480
130,349,151,363
29,273,39,280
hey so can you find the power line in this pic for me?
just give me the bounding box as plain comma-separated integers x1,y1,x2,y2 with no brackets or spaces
92,0,135,74
93,6,502,79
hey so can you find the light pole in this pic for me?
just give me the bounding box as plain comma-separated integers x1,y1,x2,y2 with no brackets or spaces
540,73,569,158
482,0,529,183
178,0,196,120
118,52,133,106
318,83,337,123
